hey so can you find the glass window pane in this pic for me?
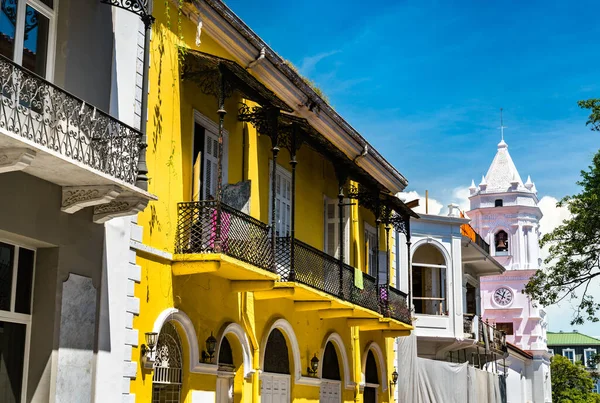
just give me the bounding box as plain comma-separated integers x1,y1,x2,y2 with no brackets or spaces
15,247,33,314
39,0,52,8
0,321,26,403
0,0,18,60
0,243,14,311
22,5,48,77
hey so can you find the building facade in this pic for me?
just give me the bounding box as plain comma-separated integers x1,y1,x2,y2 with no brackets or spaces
548,331,600,394
0,0,154,402
128,1,413,402
467,138,552,402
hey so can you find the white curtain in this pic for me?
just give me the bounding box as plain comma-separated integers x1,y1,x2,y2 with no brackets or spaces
397,333,504,403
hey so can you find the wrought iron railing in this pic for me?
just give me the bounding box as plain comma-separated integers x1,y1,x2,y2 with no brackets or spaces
464,314,476,336
382,285,412,324
0,54,142,184
478,319,507,353
176,201,411,324
461,223,490,254
175,201,273,271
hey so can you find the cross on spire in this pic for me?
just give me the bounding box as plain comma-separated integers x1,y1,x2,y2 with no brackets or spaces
500,108,506,142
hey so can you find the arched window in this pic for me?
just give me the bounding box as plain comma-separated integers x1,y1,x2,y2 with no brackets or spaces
364,350,379,403
412,244,447,315
495,199,503,207
153,322,182,403
218,337,234,368
264,328,290,374
495,230,509,256
322,342,341,381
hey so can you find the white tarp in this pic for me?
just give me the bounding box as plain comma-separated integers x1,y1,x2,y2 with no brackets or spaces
397,333,505,403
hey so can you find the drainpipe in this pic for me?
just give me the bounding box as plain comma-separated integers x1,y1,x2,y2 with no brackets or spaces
247,47,266,70
136,6,155,191
241,292,260,403
352,326,361,403
353,144,368,164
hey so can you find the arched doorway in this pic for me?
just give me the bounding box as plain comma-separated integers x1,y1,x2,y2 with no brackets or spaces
261,328,291,402
320,341,342,402
364,350,379,403
412,243,447,315
152,321,183,403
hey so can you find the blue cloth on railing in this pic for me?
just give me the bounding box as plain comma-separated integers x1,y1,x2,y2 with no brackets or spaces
354,267,364,290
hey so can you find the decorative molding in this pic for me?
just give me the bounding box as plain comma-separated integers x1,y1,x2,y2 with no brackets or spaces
296,376,322,386
152,308,218,374
0,148,36,173
361,341,388,392
129,240,173,261
93,197,148,224
215,322,254,378
260,318,302,382
61,185,122,214
318,332,352,390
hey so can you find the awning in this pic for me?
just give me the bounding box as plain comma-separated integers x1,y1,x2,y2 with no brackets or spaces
182,50,292,112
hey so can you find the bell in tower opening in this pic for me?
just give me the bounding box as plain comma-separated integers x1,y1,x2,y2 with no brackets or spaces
495,230,509,255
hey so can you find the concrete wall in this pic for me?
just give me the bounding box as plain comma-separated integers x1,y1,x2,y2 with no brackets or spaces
0,172,105,402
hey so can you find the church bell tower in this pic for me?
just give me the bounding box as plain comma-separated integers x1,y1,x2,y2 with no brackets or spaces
466,112,552,402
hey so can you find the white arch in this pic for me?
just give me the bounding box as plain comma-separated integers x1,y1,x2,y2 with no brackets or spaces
361,341,388,392
410,237,451,267
152,308,201,374
260,318,302,382
319,332,352,389
216,322,254,378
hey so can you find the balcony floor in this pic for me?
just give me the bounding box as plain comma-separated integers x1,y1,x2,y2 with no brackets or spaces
0,129,155,201
172,253,280,281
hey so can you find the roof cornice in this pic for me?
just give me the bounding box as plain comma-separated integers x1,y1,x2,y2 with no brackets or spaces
183,0,408,192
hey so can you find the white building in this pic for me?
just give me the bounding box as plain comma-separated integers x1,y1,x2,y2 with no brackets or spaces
467,138,552,403
394,205,509,402
0,1,154,402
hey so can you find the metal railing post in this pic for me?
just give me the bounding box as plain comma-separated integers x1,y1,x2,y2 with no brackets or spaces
214,74,227,253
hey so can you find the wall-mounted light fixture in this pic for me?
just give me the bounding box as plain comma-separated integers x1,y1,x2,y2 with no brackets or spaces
307,354,319,377
390,368,399,388
141,331,159,369
202,332,217,363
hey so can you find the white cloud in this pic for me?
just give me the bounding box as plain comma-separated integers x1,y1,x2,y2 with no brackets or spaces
398,190,444,215
538,196,571,264
298,50,341,75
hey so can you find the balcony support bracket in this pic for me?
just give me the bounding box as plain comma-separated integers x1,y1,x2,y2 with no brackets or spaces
319,309,354,319
230,280,274,293
0,148,36,174
62,185,122,214
93,197,148,224
294,301,331,312
254,287,295,300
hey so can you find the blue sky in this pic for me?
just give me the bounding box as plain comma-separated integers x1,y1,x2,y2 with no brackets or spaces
227,0,600,333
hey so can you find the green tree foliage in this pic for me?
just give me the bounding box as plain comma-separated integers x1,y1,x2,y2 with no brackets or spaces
551,355,600,403
525,100,600,324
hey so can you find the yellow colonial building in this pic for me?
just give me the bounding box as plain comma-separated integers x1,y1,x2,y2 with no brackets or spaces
130,1,416,402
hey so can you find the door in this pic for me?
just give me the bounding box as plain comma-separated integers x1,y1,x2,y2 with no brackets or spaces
364,223,378,277
320,380,341,403
260,373,290,403
324,197,350,260
269,163,292,237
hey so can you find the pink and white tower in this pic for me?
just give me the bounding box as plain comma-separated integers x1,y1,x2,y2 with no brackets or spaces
467,117,552,402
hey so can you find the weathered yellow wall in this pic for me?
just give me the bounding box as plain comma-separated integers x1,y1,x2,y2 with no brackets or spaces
132,2,399,402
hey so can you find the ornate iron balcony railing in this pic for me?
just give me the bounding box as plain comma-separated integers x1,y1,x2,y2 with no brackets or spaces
175,200,411,323
478,319,507,354
175,200,273,271
461,223,490,254
0,54,142,184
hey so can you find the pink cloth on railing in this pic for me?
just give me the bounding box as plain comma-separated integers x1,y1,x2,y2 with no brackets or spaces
209,209,231,250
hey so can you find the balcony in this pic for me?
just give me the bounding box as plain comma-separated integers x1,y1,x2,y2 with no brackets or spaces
0,54,153,221
175,200,411,326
